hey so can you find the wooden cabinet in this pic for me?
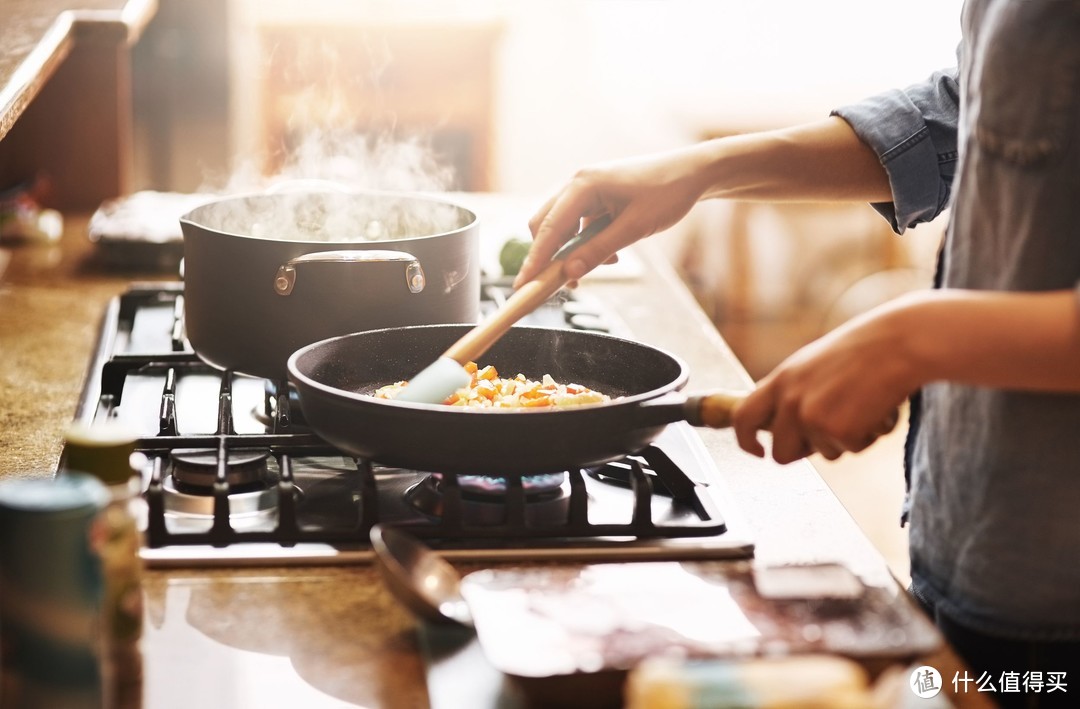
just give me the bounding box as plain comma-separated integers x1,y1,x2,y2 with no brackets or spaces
255,21,503,191
0,2,156,211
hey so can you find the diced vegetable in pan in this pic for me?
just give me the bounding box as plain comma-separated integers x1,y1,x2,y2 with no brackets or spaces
374,361,610,408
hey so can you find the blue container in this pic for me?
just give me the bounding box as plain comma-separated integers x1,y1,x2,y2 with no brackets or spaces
0,474,109,707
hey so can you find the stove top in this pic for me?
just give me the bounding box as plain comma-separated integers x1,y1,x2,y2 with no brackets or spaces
64,281,753,567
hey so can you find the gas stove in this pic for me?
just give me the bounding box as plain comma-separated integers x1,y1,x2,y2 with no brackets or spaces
65,280,753,567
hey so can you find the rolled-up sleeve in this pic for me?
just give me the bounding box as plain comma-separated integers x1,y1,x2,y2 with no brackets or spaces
832,66,961,234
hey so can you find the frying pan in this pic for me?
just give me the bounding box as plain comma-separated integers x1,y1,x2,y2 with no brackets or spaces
287,324,746,476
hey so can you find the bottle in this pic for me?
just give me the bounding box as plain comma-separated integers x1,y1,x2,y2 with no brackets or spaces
624,655,874,709
63,421,145,709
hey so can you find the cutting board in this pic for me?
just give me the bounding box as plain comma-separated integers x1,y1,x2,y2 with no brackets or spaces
458,560,941,707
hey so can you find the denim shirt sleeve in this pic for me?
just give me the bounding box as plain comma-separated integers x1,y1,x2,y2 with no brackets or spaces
831,67,961,234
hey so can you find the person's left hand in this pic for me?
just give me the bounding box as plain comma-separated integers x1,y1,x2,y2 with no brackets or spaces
732,300,921,463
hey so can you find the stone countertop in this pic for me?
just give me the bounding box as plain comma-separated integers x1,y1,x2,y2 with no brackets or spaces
0,201,991,708
0,0,157,141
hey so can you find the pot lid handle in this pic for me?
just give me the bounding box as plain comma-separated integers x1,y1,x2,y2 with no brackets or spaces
274,249,426,296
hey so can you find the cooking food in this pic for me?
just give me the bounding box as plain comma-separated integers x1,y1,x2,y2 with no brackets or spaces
374,361,611,408
287,324,712,475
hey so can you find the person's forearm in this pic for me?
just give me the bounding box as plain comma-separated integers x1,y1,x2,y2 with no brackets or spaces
517,116,896,286
893,289,1080,392
691,117,893,204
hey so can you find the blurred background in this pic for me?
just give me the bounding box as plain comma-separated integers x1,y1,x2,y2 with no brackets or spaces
130,0,964,582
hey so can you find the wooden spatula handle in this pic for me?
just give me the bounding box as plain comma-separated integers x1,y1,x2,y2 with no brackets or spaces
445,260,568,364
443,215,613,366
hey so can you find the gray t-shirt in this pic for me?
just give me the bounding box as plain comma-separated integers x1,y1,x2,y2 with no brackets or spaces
833,0,1080,641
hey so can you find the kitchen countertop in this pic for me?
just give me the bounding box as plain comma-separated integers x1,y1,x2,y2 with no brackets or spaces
0,0,156,140
0,202,991,708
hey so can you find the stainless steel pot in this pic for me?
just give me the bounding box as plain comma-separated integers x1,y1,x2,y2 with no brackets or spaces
180,190,480,381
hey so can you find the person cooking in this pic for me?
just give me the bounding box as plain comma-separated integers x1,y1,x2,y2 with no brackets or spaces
513,1,1080,705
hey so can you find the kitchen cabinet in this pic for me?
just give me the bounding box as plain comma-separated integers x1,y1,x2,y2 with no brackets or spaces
242,14,503,191
0,0,157,210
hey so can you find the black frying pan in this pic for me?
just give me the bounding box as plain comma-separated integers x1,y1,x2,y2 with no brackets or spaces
287,324,744,475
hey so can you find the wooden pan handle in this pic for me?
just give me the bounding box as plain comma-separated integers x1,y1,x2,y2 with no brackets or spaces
685,390,749,429
444,216,613,366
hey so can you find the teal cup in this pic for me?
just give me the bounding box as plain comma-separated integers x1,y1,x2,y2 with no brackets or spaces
0,474,109,707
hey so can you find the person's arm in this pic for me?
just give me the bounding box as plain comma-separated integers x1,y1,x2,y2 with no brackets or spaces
515,58,962,289
732,288,1080,464
833,65,961,235
898,289,1080,392
695,118,892,203
515,116,889,287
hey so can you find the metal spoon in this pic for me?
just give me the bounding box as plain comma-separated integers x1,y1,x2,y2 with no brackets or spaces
369,524,474,628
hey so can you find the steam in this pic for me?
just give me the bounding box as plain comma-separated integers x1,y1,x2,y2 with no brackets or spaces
221,129,456,197
188,187,470,243
194,28,466,243
190,129,465,242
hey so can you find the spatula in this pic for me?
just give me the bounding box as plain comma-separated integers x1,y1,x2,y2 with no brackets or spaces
395,215,613,404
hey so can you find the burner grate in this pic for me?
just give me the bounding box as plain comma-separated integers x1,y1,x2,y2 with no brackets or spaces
63,282,743,563
132,364,724,549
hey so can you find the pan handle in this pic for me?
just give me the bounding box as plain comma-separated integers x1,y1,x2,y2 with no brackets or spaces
636,389,749,429
684,390,748,429
274,249,426,296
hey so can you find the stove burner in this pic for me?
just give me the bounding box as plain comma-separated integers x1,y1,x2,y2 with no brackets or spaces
439,472,567,496
162,473,280,521
170,448,271,490
69,283,747,562
405,473,574,526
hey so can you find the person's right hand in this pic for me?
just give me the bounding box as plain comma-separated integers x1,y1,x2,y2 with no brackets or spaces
513,146,712,288
731,297,918,464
